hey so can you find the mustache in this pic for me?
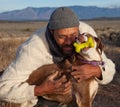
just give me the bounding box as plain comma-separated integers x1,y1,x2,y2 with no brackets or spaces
62,44,74,48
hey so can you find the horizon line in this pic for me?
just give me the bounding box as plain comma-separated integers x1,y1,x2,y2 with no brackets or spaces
0,5,120,13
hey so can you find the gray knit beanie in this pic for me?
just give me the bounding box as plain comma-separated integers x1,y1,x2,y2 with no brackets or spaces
48,7,79,29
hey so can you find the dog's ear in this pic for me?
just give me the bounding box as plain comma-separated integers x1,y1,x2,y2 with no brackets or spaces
94,37,104,54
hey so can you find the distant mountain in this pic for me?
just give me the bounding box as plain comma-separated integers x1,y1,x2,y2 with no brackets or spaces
0,6,120,21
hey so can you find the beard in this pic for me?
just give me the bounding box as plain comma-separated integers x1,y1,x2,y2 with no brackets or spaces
61,44,75,56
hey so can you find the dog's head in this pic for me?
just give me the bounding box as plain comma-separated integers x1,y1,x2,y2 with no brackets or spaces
74,33,104,61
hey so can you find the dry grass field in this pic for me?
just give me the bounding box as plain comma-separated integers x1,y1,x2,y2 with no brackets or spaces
0,20,120,107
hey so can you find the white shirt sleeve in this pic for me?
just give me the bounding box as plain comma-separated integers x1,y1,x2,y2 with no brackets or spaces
95,52,116,84
0,42,36,103
0,31,53,104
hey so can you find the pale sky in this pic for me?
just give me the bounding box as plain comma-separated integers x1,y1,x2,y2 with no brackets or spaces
0,0,120,12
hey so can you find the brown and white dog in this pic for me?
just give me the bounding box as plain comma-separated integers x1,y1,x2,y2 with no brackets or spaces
26,33,104,107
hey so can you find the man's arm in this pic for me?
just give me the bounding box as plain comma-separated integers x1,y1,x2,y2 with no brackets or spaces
71,55,116,84
0,32,49,103
34,71,72,97
0,41,37,103
95,52,116,84
76,21,116,84
71,63,102,83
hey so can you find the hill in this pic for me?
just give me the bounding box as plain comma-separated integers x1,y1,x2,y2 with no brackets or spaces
0,6,120,21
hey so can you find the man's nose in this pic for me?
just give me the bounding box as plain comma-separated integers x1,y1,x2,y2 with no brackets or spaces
65,37,72,45
65,37,75,45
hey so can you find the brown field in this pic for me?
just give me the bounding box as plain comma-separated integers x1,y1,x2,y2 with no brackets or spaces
0,20,120,107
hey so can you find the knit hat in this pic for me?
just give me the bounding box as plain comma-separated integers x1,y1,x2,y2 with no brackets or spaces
48,7,79,29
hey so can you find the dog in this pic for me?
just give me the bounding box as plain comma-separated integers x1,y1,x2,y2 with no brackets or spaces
26,32,104,107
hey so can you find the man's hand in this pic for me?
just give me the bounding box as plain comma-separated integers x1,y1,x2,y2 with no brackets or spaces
34,71,72,96
71,64,102,82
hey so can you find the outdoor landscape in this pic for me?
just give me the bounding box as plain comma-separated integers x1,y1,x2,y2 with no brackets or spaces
0,19,120,107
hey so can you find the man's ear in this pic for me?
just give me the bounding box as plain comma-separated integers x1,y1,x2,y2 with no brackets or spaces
94,37,104,54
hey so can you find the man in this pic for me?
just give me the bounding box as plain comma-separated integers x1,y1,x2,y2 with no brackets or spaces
0,7,115,107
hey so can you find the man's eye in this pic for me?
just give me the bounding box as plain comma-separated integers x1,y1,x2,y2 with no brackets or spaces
58,35,66,39
71,35,78,39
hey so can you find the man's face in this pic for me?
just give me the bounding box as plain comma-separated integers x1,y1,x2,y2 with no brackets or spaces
53,27,79,56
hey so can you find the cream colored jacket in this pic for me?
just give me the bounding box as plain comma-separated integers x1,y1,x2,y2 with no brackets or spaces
0,21,116,107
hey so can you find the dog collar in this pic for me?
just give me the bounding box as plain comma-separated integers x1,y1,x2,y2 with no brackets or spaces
80,59,105,66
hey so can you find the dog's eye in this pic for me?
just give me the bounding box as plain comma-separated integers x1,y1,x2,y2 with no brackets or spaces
83,35,88,41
